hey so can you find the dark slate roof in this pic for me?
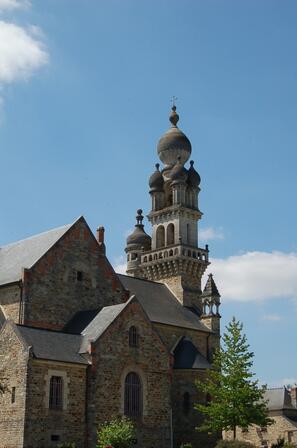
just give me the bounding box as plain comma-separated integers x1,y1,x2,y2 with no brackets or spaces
265,387,295,411
118,274,212,333
0,222,75,286
16,325,88,365
63,309,100,334
80,301,128,352
173,337,211,369
202,273,220,298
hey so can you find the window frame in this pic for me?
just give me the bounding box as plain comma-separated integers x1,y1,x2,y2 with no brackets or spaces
124,372,142,418
129,326,139,348
49,376,63,411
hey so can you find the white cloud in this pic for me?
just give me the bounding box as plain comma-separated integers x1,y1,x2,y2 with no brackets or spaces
200,227,225,241
210,251,297,302
0,21,48,84
0,0,30,12
261,314,281,322
113,255,127,274
113,249,297,303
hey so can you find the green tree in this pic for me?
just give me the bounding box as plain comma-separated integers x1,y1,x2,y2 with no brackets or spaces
97,417,135,448
195,317,273,439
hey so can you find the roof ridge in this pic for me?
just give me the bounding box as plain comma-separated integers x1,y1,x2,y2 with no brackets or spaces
117,273,163,285
0,221,77,249
16,324,82,336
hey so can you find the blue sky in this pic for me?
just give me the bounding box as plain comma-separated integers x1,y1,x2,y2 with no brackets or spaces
0,0,296,386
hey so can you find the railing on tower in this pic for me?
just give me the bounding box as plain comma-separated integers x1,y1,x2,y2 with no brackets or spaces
140,244,209,264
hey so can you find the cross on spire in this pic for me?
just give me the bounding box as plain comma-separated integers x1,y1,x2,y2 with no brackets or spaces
171,96,178,108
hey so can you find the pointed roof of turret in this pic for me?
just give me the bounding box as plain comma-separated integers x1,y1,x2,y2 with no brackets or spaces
202,273,220,298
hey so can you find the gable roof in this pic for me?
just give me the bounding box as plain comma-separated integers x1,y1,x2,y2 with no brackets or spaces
265,387,295,411
0,219,81,286
16,324,88,365
173,336,211,369
118,274,212,333
80,300,129,352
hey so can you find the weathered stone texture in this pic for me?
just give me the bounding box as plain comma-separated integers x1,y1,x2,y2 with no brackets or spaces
156,323,210,357
22,219,127,330
0,323,28,448
0,284,21,323
172,369,217,448
87,301,171,448
224,416,297,447
23,360,87,448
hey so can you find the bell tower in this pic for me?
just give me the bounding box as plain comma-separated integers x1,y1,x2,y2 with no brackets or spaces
126,106,216,314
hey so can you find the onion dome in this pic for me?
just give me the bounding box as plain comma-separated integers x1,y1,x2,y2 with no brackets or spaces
157,106,192,168
169,156,188,185
149,163,164,193
187,160,201,188
126,209,151,250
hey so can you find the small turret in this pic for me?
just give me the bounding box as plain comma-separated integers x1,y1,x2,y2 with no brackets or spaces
125,210,151,277
200,273,221,333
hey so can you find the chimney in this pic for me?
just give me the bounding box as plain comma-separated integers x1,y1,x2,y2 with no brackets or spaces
96,226,106,255
290,386,297,408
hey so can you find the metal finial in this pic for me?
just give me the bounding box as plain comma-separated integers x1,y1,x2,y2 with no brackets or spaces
169,97,179,126
136,209,143,226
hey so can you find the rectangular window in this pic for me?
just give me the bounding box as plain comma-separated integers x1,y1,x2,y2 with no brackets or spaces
76,271,83,281
49,376,63,410
51,435,60,442
11,387,16,404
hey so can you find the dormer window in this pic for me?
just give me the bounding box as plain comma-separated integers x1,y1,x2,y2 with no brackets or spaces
129,326,139,347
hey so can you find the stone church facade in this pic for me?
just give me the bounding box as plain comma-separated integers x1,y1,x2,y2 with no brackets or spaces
0,107,221,448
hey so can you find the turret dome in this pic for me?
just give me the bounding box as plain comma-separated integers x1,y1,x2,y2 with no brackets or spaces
187,160,201,188
157,106,192,168
126,210,151,250
149,163,164,193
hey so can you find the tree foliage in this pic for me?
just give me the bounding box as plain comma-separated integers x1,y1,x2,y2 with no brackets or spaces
195,317,273,438
97,417,135,448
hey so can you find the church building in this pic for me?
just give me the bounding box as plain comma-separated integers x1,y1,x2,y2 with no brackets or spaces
0,107,221,448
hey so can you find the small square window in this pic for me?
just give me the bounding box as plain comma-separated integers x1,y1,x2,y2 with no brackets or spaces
76,271,83,281
11,387,16,404
51,434,60,442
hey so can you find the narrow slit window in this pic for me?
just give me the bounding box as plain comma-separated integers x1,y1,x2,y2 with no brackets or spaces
11,387,16,404
183,392,190,415
76,271,83,281
129,326,139,347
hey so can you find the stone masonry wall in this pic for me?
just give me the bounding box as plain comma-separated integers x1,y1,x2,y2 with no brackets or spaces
0,284,21,323
155,324,219,448
0,322,28,448
224,415,297,447
87,300,171,448
172,369,217,448
23,218,128,330
155,323,209,357
24,359,87,448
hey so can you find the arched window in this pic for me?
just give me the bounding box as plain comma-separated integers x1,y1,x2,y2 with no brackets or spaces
124,372,142,417
129,326,139,347
167,223,175,245
183,391,190,415
156,225,165,248
49,376,63,410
